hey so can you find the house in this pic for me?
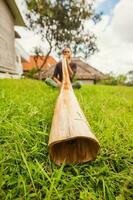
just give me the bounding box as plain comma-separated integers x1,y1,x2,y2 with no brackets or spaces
22,55,57,72
0,0,28,78
72,57,106,84
41,57,106,84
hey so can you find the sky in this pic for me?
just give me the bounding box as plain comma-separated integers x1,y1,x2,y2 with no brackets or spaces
15,0,133,75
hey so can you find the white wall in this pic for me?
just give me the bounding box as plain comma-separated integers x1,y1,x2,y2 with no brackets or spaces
0,0,16,73
80,80,94,84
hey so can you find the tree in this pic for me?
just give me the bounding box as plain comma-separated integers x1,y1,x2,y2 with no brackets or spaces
25,0,102,74
100,72,127,86
126,70,133,86
32,46,44,69
117,74,127,85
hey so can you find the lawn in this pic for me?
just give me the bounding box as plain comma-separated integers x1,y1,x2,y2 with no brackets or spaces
0,79,133,200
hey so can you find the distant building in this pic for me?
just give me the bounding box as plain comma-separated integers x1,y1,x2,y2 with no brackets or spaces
22,55,57,72
0,0,28,78
72,57,106,84
41,57,106,84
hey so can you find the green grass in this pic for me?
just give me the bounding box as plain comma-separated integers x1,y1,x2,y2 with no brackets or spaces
0,79,133,200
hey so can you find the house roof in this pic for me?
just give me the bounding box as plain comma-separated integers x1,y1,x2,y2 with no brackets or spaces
5,0,25,26
41,57,106,80
22,56,57,71
72,57,106,80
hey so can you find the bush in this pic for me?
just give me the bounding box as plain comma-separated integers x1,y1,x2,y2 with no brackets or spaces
24,68,40,79
100,73,127,86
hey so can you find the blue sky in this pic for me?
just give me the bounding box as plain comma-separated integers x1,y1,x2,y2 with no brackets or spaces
97,0,120,15
95,0,121,31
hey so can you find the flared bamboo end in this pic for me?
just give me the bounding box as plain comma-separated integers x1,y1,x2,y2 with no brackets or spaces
49,137,100,165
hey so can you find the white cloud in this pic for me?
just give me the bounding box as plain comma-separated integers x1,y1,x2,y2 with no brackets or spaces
89,0,133,74
15,27,49,54
111,0,133,43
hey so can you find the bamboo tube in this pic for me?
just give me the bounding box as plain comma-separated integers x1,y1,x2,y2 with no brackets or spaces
48,58,100,165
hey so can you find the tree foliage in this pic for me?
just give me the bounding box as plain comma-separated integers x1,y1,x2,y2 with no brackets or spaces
32,46,51,71
25,0,102,58
101,72,127,85
126,70,133,86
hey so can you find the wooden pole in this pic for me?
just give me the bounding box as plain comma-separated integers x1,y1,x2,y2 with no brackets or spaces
48,58,100,165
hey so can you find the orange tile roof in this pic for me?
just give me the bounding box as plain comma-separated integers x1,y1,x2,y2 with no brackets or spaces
22,55,57,71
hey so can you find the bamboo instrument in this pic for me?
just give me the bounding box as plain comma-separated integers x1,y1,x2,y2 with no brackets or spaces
48,58,100,165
